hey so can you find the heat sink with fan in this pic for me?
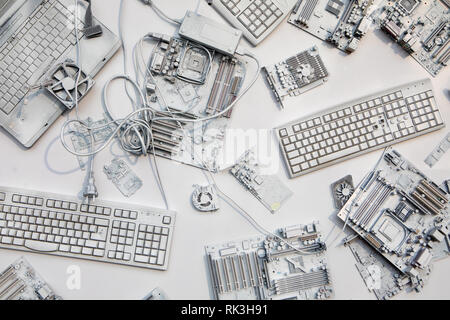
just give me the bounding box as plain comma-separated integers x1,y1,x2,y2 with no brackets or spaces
45,61,94,109
331,175,354,209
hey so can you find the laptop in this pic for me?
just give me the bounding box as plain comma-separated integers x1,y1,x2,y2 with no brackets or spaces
206,0,297,46
0,0,120,148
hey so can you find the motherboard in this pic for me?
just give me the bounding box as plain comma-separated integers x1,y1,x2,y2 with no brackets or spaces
0,257,61,300
288,0,449,75
146,35,247,171
377,0,449,77
205,221,333,300
337,148,450,293
288,0,380,53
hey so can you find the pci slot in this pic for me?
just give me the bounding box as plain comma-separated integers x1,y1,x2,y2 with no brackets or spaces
253,252,264,287
207,254,221,297
424,21,448,51
0,277,22,300
222,258,232,292
399,190,433,216
411,191,441,215
420,180,448,203
229,256,240,290
274,270,330,295
437,47,450,65
214,259,225,294
238,255,248,289
245,253,257,287
415,185,446,210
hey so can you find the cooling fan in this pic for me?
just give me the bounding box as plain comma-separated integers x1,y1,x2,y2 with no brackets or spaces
331,175,354,209
192,184,219,212
46,61,94,109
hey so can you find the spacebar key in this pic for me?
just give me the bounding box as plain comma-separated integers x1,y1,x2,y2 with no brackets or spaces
318,146,360,165
24,240,59,252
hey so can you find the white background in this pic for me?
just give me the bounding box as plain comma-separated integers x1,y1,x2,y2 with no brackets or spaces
0,0,449,300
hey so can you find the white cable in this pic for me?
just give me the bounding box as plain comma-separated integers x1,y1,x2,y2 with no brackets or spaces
141,0,182,25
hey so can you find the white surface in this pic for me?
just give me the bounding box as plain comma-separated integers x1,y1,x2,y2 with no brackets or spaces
0,0,449,300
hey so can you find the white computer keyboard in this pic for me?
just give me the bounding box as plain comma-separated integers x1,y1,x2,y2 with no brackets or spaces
208,0,297,45
275,79,445,178
0,186,176,271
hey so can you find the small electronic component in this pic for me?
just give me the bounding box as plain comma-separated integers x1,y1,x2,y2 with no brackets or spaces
70,115,116,170
330,175,354,209
230,150,293,213
263,46,329,108
337,148,450,294
205,221,333,300
288,0,377,53
0,257,61,300
103,158,143,197
424,132,450,167
45,61,94,109
143,287,167,300
378,0,449,76
192,184,219,212
178,11,242,56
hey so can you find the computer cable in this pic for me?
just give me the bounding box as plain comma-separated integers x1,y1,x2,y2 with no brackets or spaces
73,0,98,200
63,0,170,208
139,0,183,25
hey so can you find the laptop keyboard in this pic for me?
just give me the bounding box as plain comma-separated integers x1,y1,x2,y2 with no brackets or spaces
0,0,84,116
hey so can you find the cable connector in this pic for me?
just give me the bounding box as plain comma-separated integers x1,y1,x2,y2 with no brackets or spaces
146,32,171,43
83,172,98,200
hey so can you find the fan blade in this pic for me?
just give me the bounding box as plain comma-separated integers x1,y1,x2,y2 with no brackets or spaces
64,88,73,102
50,81,64,91
53,70,65,81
